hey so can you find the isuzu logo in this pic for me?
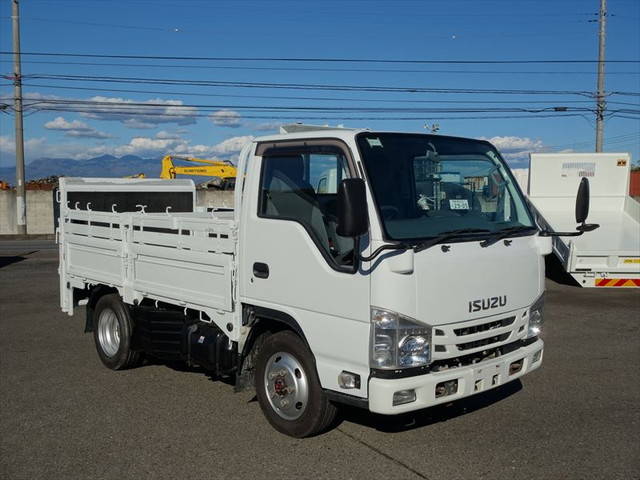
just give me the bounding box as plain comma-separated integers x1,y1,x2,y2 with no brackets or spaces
468,296,507,312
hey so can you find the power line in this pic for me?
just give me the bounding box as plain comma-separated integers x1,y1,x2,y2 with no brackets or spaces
19,73,601,96
0,16,609,37
17,106,590,121
18,97,604,114
0,16,171,31
547,131,638,149
613,114,640,120
7,82,613,105
1,51,638,64
16,97,630,120
5,81,636,107
2,59,639,75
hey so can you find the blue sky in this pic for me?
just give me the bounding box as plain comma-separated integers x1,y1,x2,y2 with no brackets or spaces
0,0,638,169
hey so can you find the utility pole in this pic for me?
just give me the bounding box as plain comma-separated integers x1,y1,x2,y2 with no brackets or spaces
12,0,26,234
595,0,607,152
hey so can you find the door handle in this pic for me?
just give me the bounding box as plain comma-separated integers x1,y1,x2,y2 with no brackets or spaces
253,262,269,279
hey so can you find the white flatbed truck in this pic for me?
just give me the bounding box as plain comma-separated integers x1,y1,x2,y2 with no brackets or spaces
58,127,596,437
527,153,639,288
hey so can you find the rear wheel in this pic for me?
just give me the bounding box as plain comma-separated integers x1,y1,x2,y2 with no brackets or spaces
93,294,142,370
255,330,337,437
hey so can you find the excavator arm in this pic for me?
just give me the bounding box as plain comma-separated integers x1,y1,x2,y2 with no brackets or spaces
160,155,237,189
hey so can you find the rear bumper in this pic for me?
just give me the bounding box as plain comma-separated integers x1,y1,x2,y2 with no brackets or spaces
368,338,544,414
576,273,640,288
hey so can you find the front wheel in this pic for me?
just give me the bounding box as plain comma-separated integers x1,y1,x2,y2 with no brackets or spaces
255,330,337,437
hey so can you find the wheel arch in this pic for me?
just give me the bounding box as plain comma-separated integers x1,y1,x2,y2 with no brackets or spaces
246,305,310,347
235,304,314,392
84,284,119,333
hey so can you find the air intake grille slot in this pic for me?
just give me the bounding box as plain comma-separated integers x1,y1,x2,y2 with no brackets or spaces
456,333,510,351
454,316,515,337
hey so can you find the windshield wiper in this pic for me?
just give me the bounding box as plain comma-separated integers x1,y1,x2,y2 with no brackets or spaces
413,228,492,253
359,228,494,262
479,225,537,248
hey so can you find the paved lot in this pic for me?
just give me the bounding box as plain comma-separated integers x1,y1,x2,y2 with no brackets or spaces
1,243,639,480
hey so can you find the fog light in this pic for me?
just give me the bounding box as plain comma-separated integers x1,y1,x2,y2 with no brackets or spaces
509,359,524,375
532,349,542,363
338,371,360,389
392,389,416,406
435,379,458,398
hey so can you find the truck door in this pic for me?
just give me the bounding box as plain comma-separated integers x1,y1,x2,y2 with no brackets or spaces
239,140,370,396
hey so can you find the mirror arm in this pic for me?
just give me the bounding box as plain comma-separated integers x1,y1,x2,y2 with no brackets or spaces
540,222,599,237
357,242,409,262
540,230,584,237
349,236,361,274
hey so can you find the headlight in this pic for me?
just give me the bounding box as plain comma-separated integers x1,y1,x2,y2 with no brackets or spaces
370,307,432,369
527,294,544,338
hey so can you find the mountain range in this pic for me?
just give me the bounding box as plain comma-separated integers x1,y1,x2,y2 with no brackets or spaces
0,155,167,182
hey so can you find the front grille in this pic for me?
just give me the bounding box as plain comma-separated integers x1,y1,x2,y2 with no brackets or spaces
431,340,523,372
431,310,528,360
456,332,510,351
454,316,515,336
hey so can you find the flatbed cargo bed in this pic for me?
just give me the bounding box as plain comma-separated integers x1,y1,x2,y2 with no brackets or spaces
527,153,640,287
58,178,238,338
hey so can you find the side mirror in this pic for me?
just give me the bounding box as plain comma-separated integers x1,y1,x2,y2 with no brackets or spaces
540,177,599,237
575,177,599,232
575,177,590,224
337,178,368,237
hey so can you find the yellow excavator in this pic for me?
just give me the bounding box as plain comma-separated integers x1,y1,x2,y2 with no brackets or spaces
160,155,237,190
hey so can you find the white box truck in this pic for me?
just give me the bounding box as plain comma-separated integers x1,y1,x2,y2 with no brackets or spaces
58,127,596,437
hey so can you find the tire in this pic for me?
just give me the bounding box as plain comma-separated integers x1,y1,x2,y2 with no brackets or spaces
92,293,142,370
255,330,337,437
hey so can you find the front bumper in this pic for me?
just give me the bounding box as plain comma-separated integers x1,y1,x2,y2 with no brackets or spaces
368,338,544,414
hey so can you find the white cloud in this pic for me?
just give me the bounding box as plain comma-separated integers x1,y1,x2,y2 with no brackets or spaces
81,96,198,127
112,137,179,156
210,109,242,128
1,133,254,165
44,116,112,139
209,135,254,155
2,91,198,129
0,92,61,105
44,117,89,131
486,136,543,154
65,130,112,139
253,122,283,132
123,119,156,129
155,130,182,140
481,136,545,166
101,134,253,160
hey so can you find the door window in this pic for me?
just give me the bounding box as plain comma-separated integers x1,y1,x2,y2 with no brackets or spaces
259,151,355,268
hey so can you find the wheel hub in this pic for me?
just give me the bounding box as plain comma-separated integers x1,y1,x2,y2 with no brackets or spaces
274,376,287,396
97,308,121,358
264,352,309,421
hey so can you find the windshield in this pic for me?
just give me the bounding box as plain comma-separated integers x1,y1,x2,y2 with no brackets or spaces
357,133,534,241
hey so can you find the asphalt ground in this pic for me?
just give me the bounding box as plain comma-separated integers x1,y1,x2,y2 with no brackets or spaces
1,243,639,480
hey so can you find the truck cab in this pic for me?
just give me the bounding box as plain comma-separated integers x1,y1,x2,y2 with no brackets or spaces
60,126,591,437
237,128,547,420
